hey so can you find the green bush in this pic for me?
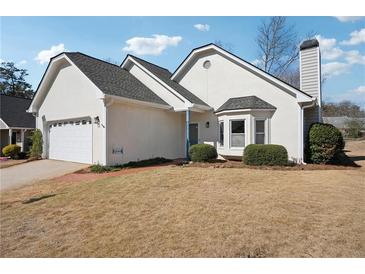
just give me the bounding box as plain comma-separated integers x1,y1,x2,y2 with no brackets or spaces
2,144,21,158
30,129,43,158
90,164,113,173
189,144,217,162
307,123,345,164
243,144,288,166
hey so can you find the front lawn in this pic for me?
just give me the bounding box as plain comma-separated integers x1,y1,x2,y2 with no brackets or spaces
1,160,364,257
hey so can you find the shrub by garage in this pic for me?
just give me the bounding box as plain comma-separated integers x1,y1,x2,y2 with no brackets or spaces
189,144,217,162
243,144,288,166
2,144,21,159
306,123,345,164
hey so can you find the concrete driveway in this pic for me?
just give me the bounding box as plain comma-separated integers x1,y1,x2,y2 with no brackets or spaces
0,160,88,191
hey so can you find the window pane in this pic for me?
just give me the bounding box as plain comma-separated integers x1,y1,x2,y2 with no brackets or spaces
219,122,224,146
231,120,245,133
231,134,245,147
255,134,265,144
256,120,265,133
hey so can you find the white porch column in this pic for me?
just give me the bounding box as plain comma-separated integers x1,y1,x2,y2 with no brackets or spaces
185,109,190,159
8,128,13,145
20,129,25,152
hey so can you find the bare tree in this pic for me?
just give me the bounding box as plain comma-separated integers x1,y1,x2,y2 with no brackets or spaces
256,17,299,77
214,40,234,52
103,58,119,65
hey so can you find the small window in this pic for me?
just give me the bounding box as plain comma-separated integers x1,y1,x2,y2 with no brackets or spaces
203,60,211,69
219,121,224,146
230,120,245,147
255,120,265,144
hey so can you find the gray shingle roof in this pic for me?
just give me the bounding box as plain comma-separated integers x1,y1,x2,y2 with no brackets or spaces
65,53,168,106
216,96,276,113
0,95,35,128
130,55,209,106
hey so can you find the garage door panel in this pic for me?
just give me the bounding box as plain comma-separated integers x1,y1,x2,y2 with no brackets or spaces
49,121,92,164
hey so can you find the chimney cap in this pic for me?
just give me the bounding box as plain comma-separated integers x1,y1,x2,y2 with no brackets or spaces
300,39,319,50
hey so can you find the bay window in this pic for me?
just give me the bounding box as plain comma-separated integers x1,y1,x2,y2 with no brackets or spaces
255,120,265,144
230,120,245,147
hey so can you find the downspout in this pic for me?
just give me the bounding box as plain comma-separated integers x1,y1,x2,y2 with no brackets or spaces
185,109,190,159
300,100,316,164
101,96,114,166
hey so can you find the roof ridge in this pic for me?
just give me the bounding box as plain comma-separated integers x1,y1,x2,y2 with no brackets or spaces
128,54,171,73
66,52,122,68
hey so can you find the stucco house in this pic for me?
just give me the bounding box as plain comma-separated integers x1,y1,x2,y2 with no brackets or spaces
27,39,322,165
1,94,35,155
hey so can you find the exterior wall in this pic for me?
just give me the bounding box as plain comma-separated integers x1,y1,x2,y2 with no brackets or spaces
36,63,105,164
0,129,9,155
107,101,185,165
129,63,186,109
189,111,219,146
178,52,301,161
0,119,8,129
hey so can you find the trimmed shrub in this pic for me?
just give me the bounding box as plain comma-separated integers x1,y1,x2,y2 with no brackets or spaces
307,123,345,164
30,129,43,158
189,144,217,162
2,144,21,158
243,144,288,166
90,164,113,173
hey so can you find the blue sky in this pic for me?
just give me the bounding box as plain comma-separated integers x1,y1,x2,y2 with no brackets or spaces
1,16,364,108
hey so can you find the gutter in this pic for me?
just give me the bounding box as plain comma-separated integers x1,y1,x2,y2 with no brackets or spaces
299,98,317,164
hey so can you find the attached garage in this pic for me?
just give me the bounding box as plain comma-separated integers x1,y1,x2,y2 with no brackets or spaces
49,119,92,164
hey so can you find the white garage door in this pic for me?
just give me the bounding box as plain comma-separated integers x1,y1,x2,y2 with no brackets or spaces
49,120,92,164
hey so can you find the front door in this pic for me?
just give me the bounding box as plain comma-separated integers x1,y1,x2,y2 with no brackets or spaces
189,123,198,146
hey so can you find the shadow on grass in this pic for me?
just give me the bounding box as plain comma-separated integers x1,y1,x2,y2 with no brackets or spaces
329,152,362,168
22,194,57,204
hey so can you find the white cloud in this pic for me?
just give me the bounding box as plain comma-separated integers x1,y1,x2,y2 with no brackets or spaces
322,62,351,78
340,28,365,45
194,24,210,32
353,85,365,94
345,50,365,64
35,43,65,64
315,35,343,60
122,34,182,56
334,16,365,22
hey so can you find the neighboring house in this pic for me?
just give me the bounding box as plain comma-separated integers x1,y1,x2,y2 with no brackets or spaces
323,116,365,130
0,95,35,155
27,39,322,165
323,116,365,138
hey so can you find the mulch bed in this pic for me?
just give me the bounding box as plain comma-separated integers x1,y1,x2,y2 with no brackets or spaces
185,160,359,170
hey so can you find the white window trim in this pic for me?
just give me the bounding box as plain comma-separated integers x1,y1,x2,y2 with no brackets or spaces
229,119,246,149
218,120,224,147
254,118,266,144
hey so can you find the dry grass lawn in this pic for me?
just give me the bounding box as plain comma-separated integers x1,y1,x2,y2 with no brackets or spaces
1,141,364,257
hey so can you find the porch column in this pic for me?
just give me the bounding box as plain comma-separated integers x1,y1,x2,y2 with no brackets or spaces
20,129,25,152
185,109,190,159
8,128,12,145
